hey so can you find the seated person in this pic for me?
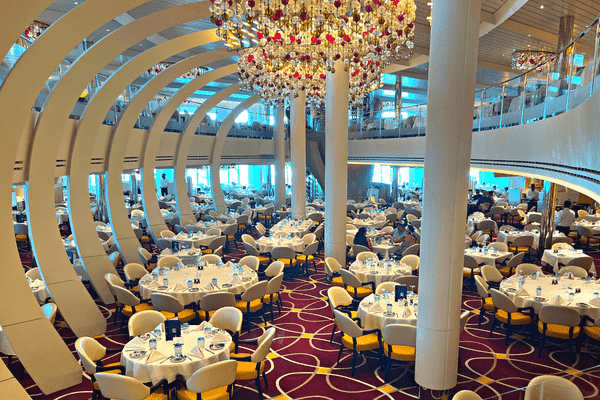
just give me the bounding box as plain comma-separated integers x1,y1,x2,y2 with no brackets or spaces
353,227,373,251
472,189,482,201
476,191,495,210
383,225,407,243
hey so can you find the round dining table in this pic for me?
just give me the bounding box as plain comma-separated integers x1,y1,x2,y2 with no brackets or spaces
121,322,232,384
138,264,258,304
255,235,305,253
464,247,512,267
500,274,600,318
540,248,596,274
348,259,412,286
357,294,419,331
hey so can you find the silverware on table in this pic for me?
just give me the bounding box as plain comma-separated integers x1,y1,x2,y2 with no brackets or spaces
159,356,172,364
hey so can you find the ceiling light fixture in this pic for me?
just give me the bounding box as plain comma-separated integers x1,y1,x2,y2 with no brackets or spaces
511,49,556,73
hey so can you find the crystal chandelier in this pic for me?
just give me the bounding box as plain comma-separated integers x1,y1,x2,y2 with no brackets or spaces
511,50,556,73
210,0,417,106
24,21,48,41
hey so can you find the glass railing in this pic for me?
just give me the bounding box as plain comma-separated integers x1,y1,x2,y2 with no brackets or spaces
344,11,600,139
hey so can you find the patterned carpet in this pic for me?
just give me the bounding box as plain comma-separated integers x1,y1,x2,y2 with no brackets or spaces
6,236,600,400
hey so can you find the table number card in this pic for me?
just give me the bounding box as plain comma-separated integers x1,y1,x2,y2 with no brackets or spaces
395,285,408,302
165,319,181,341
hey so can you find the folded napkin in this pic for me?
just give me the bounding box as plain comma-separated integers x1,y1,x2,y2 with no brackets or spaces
504,278,514,285
231,275,241,284
176,232,187,238
589,297,600,307
173,283,185,292
358,265,370,273
146,281,160,289
400,307,412,318
551,295,565,305
224,261,232,268
162,248,172,254
515,288,530,297
205,283,213,290
31,279,43,286
146,350,167,364
211,331,230,343
189,345,205,359
369,302,384,313
125,337,144,349
141,274,152,281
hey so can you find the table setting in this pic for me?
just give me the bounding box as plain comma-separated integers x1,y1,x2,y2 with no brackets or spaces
497,228,534,245
271,218,313,237
165,232,217,249
357,291,419,331
185,220,235,234
573,220,600,235
348,218,387,230
157,248,202,266
138,261,258,303
255,234,304,253
121,321,232,384
541,247,596,274
56,209,69,225
371,236,401,259
499,273,600,318
464,246,512,267
349,258,412,286
28,277,50,305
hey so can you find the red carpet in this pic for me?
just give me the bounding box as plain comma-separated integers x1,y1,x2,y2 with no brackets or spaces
5,236,600,400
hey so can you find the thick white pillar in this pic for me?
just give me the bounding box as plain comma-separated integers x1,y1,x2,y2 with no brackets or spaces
274,105,286,208
415,0,481,391
325,60,349,265
290,91,306,218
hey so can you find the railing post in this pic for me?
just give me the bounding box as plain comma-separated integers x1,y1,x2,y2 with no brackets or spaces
417,106,422,136
591,21,600,97
499,83,505,128
520,73,527,125
478,89,484,131
566,51,575,111
543,72,550,119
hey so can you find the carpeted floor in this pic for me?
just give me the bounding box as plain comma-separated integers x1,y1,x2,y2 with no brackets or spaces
6,234,600,400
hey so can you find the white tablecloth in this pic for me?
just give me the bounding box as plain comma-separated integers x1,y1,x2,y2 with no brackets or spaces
357,294,419,331
255,236,304,253
165,233,216,249
573,220,600,235
349,260,412,286
497,230,534,246
0,325,15,356
540,249,596,274
464,248,512,267
30,279,50,305
468,217,498,233
139,265,258,304
349,218,387,230
271,220,312,237
56,210,69,225
500,275,600,319
158,249,202,266
121,323,231,384
372,243,400,259
186,221,234,234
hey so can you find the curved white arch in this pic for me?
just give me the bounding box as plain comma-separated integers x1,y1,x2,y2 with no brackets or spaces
79,31,220,264
210,95,261,213
141,64,237,241
174,83,241,221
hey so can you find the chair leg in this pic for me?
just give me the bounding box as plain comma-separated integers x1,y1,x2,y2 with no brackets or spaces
538,336,546,357
337,344,344,363
330,324,337,344
276,296,282,315
478,307,485,327
489,318,498,337
505,325,512,346
263,371,268,389
351,349,357,376
269,302,274,322
255,377,264,400
385,356,392,383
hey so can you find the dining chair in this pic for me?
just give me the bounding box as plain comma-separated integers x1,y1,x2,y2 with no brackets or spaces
199,253,222,265
381,323,416,383
75,337,126,400
263,272,285,321
25,267,42,281
255,223,267,238
237,214,250,234
356,251,378,263
41,302,58,325
453,391,483,400
537,305,581,358
324,257,344,287
400,255,420,274
480,265,503,289
551,241,573,250
96,372,169,400
150,293,197,323
514,263,542,275
577,225,600,252
138,247,155,271
239,255,260,272
334,310,381,376
206,227,222,237
523,224,538,232
97,230,111,241
160,230,176,238
486,241,508,252
123,263,147,289
234,280,268,333
243,242,272,267
296,241,319,275
174,359,237,400
157,255,182,269
565,255,594,272
203,236,227,254
402,244,420,257
174,224,189,235
127,310,166,339
199,292,236,321
376,281,399,295
489,288,534,346
507,235,534,257
209,307,244,353
242,234,256,247
179,217,196,227
497,252,525,277
302,233,316,246
108,250,121,268
230,327,276,400
222,223,239,252
339,269,375,301
524,375,584,400
557,266,588,278
327,287,357,344
393,276,419,293
271,246,299,281
112,285,154,330
474,275,494,327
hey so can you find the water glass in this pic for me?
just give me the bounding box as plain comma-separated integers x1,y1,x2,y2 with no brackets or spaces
413,302,418,315
386,302,393,315
531,272,537,280
174,263,180,271
154,327,161,340
518,280,524,290
187,280,193,289
204,326,212,337
536,286,542,297
197,337,205,348
163,278,169,287
212,278,218,287
182,323,189,333
568,292,575,302
149,338,157,350
152,272,159,281
593,292,599,300
174,343,183,357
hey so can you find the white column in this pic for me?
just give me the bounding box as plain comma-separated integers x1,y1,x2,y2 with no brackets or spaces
274,105,286,208
415,0,481,391
290,91,306,218
325,60,349,265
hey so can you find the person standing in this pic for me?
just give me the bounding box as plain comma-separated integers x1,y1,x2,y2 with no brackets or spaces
526,183,539,212
159,174,169,197
554,200,576,236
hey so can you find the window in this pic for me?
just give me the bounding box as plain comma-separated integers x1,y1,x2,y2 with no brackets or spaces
372,164,392,184
235,110,248,124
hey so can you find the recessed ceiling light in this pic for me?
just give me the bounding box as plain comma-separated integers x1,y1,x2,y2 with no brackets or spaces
74,1,78,4
139,44,143,46
528,34,531,37
527,44,530,47
106,29,110,32
540,5,544,9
